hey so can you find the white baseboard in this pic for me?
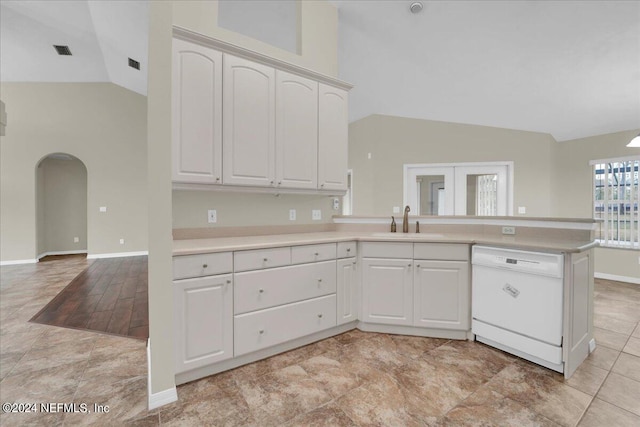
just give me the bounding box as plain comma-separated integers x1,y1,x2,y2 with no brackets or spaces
87,251,148,260
0,258,38,266
147,339,177,410
595,272,640,285
37,250,87,260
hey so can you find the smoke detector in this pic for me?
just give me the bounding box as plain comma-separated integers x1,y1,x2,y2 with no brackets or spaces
410,2,423,14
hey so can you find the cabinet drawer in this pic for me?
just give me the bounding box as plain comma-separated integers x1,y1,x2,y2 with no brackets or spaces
173,252,232,280
414,243,469,261
234,261,337,314
291,243,336,264
361,242,413,259
337,241,357,258
234,294,337,356
234,247,291,272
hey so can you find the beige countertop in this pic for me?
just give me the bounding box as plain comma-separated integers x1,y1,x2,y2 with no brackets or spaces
173,231,598,256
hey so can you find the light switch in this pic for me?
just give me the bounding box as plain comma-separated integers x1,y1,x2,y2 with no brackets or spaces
119,238,125,244
208,210,217,224
518,206,526,214
312,210,321,220
99,206,107,212
289,209,296,221
73,237,79,243
393,206,400,214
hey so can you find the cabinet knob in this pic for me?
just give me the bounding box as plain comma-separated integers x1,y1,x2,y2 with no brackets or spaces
417,264,420,268
320,183,325,188
270,181,274,185
352,261,357,265
202,264,208,268
317,313,323,318
278,181,282,185
408,263,412,267
259,288,264,293
314,252,319,256
346,248,351,252
317,278,322,283
216,177,220,182
259,329,264,334
226,280,231,284
263,258,268,262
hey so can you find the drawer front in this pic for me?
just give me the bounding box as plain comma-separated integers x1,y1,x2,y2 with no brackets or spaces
361,242,413,259
234,247,291,272
234,261,337,314
291,243,337,264
173,252,233,280
414,243,469,261
337,241,357,258
234,294,337,356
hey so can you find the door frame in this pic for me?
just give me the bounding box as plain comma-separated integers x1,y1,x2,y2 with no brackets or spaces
403,161,514,216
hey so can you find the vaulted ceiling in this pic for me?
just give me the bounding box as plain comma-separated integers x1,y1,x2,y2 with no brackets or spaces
1,1,638,141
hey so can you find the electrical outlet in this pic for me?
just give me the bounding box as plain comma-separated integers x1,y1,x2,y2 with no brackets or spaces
289,209,296,221
208,209,217,224
312,210,321,220
518,206,526,214
367,152,372,159
332,198,340,210
99,206,107,212
502,226,516,235
393,206,400,214
119,238,125,245
73,237,79,243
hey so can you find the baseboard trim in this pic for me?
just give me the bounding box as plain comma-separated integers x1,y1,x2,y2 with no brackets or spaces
37,250,87,259
595,272,640,285
0,259,38,266
87,251,148,259
147,339,177,410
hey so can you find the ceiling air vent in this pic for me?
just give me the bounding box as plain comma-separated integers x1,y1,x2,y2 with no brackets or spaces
53,45,72,56
128,58,140,70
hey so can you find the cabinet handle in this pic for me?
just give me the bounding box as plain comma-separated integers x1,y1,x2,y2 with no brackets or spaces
317,314,323,318
259,329,264,334
259,288,264,293
202,264,208,268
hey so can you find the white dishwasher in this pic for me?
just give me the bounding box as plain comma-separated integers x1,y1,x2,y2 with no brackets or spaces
472,246,565,373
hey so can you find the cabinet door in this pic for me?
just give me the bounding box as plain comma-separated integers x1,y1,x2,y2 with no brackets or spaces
174,274,233,373
223,54,275,186
414,260,469,330
318,84,348,191
337,257,358,325
172,39,222,184
275,71,318,189
362,258,413,326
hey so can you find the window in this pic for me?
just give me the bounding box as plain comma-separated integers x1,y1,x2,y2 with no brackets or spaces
592,156,639,248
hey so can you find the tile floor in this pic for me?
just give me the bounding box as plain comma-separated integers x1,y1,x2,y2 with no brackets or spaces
1,257,639,426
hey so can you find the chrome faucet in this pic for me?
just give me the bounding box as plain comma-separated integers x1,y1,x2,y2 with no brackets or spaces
403,205,410,233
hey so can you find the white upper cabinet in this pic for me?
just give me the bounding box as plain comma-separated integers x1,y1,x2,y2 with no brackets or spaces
172,39,223,184
318,84,348,191
275,70,318,189
223,54,276,187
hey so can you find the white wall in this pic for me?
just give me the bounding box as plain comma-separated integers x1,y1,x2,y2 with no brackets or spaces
0,83,148,262
552,129,640,280
349,114,556,217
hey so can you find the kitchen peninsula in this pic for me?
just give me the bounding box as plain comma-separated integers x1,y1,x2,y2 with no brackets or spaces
172,215,597,385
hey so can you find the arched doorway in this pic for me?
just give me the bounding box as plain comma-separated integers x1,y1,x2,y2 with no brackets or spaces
35,153,88,259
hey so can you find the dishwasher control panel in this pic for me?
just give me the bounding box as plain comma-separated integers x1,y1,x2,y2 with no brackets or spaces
472,246,564,279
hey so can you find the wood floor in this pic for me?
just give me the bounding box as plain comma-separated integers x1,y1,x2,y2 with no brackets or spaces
30,255,148,340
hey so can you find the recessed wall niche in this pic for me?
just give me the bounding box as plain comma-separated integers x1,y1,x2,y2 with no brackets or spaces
218,0,299,54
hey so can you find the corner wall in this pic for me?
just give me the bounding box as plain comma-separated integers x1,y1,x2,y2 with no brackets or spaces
552,129,640,280
0,83,148,262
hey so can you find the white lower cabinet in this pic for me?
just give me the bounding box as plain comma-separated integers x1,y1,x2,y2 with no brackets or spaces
414,260,470,330
361,242,470,331
362,258,414,326
234,294,337,356
337,257,358,325
173,274,233,373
